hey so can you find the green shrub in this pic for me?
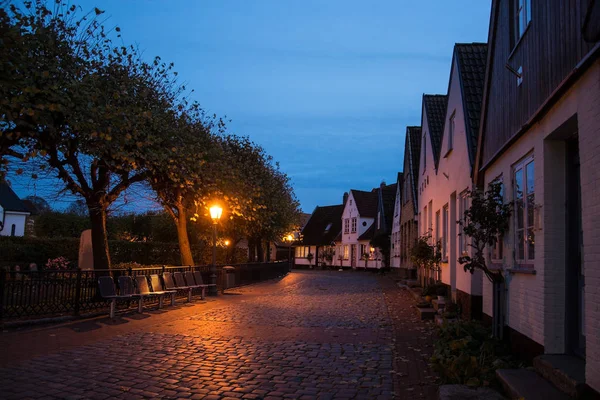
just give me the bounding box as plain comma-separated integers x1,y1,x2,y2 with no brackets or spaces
430,320,521,387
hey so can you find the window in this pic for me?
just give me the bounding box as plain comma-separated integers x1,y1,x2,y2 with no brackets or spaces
324,223,332,233
435,210,440,244
442,205,449,261
295,246,311,258
459,192,469,254
516,0,531,40
344,218,350,234
351,218,357,233
423,133,427,170
360,244,366,256
343,245,349,260
447,113,455,153
423,205,428,235
514,157,535,261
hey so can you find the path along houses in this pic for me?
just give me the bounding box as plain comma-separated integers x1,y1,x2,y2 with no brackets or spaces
297,0,600,392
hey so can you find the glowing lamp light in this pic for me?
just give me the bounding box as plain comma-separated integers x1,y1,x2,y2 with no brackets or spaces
209,205,223,222
286,234,293,242
224,240,230,246
370,247,375,253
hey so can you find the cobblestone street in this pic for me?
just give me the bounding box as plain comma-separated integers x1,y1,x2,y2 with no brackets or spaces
0,271,438,399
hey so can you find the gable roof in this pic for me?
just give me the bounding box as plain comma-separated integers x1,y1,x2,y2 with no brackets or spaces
379,182,398,233
422,94,448,168
301,204,344,246
406,126,422,209
455,43,487,168
350,189,379,218
0,181,30,213
358,223,376,241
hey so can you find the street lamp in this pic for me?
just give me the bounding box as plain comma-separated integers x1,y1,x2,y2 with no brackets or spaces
284,234,294,271
209,205,223,295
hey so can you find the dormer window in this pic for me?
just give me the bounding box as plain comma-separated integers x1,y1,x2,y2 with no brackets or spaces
516,0,531,40
324,223,332,233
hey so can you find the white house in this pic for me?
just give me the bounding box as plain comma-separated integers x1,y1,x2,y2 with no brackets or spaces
0,181,30,237
417,44,488,319
334,189,379,269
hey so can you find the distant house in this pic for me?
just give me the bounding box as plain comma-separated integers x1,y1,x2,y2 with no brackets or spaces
390,173,403,269
399,126,421,278
296,205,343,268
335,184,396,269
0,181,31,237
418,94,448,286
373,180,398,268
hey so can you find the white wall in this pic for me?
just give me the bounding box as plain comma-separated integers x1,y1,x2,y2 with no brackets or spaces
481,59,600,392
340,191,375,268
0,212,28,237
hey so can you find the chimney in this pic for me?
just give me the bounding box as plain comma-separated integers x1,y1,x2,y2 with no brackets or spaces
343,192,349,205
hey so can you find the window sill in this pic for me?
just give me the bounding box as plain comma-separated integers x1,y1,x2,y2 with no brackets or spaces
507,266,536,275
508,22,532,60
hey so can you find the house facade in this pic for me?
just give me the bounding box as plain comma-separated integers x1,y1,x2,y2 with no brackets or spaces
0,181,30,237
475,0,600,391
399,126,421,278
390,173,403,269
417,94,448,286
418,44,488,319
334,189,379,269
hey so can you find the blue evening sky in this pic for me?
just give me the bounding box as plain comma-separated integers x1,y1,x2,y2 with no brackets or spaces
9,0,491,213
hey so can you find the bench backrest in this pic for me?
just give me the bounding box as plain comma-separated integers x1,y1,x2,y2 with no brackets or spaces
173,272,187,288
150,274,164,292
98,276,116,297
135,276,151,295
162,272,176,290
118,276,136,296
184,271,197,286
193,271,207,285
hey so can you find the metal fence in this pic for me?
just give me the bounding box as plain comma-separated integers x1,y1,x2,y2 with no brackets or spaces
0,261,290,320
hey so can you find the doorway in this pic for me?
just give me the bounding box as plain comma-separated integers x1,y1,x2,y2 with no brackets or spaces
350,245,356,268
565,134,585,357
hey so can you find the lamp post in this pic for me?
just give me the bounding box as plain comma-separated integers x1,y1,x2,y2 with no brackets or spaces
285,234,293,272
209,205,223,295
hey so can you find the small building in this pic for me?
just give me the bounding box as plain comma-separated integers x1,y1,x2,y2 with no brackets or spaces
296,205,343,268
0,181,31,237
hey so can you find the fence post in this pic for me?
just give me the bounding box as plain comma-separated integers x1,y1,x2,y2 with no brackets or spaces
128,267,133,277
73,268,82,316
0,269,5,320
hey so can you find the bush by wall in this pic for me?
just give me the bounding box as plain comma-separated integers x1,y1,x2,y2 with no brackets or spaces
0,236,247,269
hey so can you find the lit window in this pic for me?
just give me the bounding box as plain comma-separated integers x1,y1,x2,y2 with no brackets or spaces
343,245,349,260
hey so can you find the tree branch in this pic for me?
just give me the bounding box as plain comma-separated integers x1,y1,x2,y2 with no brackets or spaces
46,147,86,198
106,171,147,203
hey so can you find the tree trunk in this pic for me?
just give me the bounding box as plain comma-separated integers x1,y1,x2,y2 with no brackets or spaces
256,238,264,262
88,201,111,271
175,204,195,266
248,237,256,262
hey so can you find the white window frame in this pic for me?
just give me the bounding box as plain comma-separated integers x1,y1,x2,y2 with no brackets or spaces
513,155,535,262
516,0,531,40
344,218,350,234
447,112,455,153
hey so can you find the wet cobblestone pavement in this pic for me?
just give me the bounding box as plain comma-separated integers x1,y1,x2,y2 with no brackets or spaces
0,271,437,399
